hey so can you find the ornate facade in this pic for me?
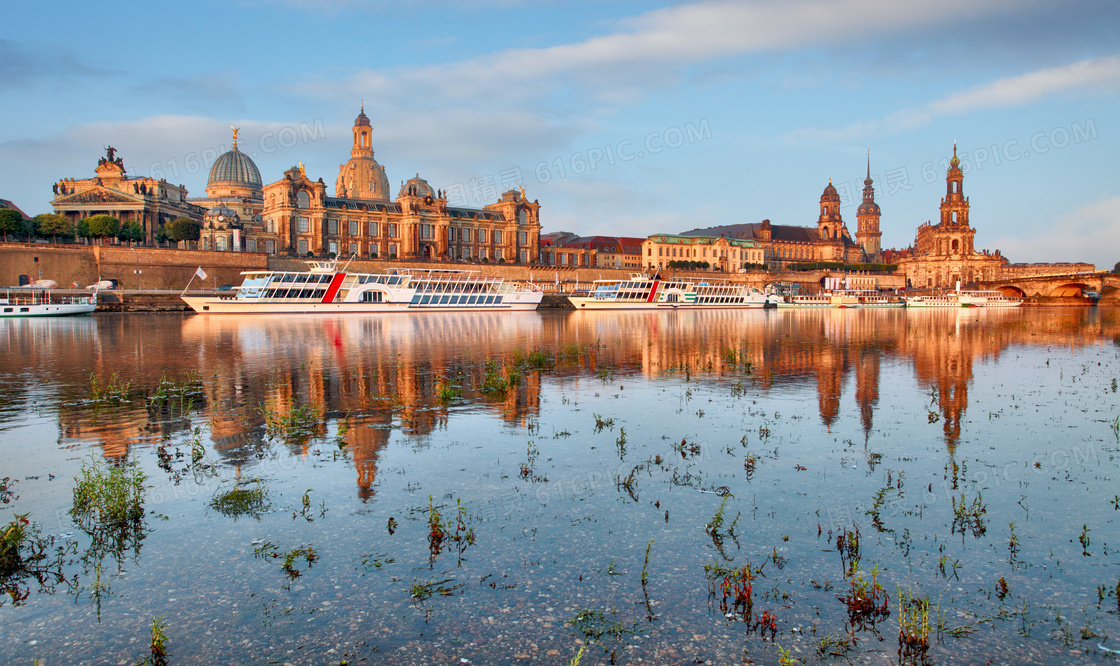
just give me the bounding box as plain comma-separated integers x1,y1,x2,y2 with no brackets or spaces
681,172,876,269
643,234,763,271
190,128,265,252
51,147,203,243
258,107,541,262
897,144,1008,288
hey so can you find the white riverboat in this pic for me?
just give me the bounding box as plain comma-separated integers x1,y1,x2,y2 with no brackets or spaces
905,289,1022,308
567,274,778,310
774,290,903,308
957,290,1023,308
181,262,543,314
1,291,97,317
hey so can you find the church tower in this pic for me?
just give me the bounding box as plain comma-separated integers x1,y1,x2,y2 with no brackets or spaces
817,180,844,241
335,104,391,201
940,142,969,228
855,152,882,262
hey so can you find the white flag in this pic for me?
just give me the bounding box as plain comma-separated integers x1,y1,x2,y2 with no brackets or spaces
195,267,208,281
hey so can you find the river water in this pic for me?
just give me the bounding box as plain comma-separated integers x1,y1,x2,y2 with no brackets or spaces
1,308,1118,664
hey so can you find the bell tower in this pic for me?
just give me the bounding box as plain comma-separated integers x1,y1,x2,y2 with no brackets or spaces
818,180,843,241
940,142,969,228
855,151,882,262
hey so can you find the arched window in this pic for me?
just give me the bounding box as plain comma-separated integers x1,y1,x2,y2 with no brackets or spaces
297,191,310,209
951,239,959,252
518,209,528,225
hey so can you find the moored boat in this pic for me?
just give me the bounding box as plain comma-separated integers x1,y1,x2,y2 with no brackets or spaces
957,290,1023,308
567,274,777,310
181,262,544,314
0,291,97,317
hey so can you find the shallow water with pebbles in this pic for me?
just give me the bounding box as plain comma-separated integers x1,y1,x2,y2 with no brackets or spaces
1,308,1118,664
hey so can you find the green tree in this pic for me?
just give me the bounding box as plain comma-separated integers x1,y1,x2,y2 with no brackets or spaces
34,214,73,243
1113,261,1120,274
0,209,22,242
165,217,200,243
82,215,120,243
118,220,144,244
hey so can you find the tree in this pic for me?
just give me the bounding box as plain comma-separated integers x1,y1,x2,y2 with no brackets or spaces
34,214,73,243
118,220,144,244
1113,261,1120,274
0,209,22,242
165,217,200,244
82,215,120,243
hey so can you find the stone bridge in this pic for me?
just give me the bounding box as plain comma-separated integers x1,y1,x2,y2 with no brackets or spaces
977,271,1119,301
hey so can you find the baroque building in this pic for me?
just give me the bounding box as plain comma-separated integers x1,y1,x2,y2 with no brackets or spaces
896,143,1008,288
258,107,541,262
680,171,878,269
51,147,203,243
189,128,265,251
643,234,764,272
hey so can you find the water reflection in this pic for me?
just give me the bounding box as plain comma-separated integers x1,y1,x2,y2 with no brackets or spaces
3,308,1118,496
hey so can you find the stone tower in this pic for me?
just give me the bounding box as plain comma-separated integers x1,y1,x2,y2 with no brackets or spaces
855,152,882,262
335,105,391,200
817,180,844,241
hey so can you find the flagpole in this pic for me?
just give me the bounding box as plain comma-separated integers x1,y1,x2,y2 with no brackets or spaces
181,272,196,296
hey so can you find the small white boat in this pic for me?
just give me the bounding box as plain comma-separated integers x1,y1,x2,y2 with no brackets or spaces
1,291,97,317
181,261,543,314
567,273,778,310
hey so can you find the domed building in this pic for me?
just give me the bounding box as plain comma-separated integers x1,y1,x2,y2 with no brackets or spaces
190,127,266,251
335,106,391,201
855,154,883,262
260,106,541,262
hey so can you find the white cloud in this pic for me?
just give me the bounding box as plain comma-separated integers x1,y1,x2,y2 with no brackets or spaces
790,54,1120,142
987,195,1120,268
295,0,1029,111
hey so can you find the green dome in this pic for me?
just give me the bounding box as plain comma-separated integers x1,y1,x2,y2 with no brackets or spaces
208,145,262,187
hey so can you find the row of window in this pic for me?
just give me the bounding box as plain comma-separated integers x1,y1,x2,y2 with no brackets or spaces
293,217,526,245
409,294,504,306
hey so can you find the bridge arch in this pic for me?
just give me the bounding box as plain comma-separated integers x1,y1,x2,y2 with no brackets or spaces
991,285,1026,298
1049,282,1093,298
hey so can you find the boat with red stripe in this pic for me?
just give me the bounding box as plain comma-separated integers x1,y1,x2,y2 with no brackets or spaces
181,261,543,314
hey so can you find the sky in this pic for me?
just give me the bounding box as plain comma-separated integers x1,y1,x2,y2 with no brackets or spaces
3,0,1119,268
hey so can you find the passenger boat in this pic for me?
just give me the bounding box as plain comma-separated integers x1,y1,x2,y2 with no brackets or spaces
957,290,1023,308
904,293,961,308
567,274,777,310
1,291,97,317
181,262,544,314
774,290,903,308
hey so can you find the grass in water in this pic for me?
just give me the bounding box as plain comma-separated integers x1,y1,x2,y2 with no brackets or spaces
149,615,169,666
0,514,76,607
209,482,271,520
71,458,146,527
260,401,325,440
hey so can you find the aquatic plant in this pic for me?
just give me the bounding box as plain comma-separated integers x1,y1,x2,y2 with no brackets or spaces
997,576,1010,601
147,370,204,415
951,490,987,538
434,378,462,404
259,400,325,440
409,575,462,603
426,495,476,565
87,372,135,405
592,413,614,433
519,441,545,482
1008,522,1021,562
0,514,76,607
839,564,890,630
705,495,740,539
897,586,930,663
719,564,756,619
1079,524,1091,555
0,477,15,504
149,615,169,666
71,458,145,527
568,607,635,647
280,545,317,579
209,482,271,520
836,526,861,577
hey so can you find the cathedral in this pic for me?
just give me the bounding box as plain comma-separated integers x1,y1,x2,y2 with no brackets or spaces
895,144,1009,288
257,107,542,262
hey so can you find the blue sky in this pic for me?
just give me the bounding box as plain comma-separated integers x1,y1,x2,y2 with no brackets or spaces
3,0,1119,267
